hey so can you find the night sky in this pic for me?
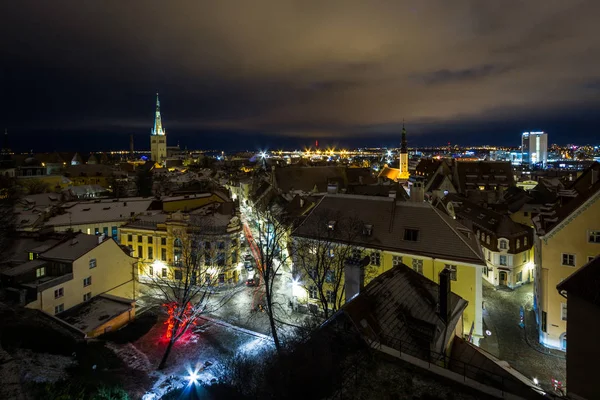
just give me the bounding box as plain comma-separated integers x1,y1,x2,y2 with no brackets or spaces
2,1,600,152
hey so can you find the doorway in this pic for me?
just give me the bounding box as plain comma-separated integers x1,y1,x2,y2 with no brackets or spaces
499,271,508,286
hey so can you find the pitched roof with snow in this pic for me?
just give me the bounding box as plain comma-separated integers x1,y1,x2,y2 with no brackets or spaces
45,198,154,227
40,233,105,262
292,194,485,265
342,264,467,355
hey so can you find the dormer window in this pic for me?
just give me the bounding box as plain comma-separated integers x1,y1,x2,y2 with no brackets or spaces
327,221,336,231
36,267,46,278
363,224,373,236
499,239,508,250
403,228,419,241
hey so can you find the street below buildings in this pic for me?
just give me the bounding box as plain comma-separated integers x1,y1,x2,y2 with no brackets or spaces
479,281,566,395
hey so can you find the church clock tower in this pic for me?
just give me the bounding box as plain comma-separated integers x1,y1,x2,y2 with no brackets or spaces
150,92,167,163
399,123,409,180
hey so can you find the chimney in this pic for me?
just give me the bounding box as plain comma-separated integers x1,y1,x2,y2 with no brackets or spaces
299,198,305,207
344,255,370,302
438,268,452,324
410,176,425,203
97,234,105,244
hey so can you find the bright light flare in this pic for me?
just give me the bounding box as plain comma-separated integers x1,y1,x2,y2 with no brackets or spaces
187,368,199,385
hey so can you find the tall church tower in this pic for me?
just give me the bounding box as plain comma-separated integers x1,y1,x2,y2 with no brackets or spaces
150,92,167,163
399,123,409,180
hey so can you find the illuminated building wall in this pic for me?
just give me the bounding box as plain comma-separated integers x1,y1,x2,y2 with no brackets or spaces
521,131,548,167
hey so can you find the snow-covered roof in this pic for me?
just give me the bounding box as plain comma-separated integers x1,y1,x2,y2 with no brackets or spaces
46,198,153,227
40,233,105,262
60,294,134,334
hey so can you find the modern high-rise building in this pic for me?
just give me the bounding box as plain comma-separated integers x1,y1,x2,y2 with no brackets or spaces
521,131,548,167
150,92,167,163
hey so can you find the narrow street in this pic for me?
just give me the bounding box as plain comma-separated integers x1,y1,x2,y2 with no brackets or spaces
479,281,566,394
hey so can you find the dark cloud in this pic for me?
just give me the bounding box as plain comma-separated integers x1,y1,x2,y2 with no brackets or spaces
1,0,599,149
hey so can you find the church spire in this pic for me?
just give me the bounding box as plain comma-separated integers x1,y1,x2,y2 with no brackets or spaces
152,92,165,136
400,120,407,154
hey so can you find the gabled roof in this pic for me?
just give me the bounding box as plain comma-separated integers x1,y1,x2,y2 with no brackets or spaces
40,233,105,262
444,194,531,238
454,161,515,193
377,166,401,182
274,166,348,192
533,162,600,236
292,194,485,265
557,255,600,308
414,158,442,181
342,264,467,354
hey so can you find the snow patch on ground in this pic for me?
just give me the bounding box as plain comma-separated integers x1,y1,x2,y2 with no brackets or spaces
16,349,75,383
106,342,153,372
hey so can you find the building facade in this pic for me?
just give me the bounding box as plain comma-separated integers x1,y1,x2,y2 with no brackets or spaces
533,162,600,350
521,131,548,168
443,195,534,288
291,194,486,343
150,92,167,164
119,209,243,286
1,233,136,318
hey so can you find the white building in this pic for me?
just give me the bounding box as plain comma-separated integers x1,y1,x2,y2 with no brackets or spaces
521,132,548,168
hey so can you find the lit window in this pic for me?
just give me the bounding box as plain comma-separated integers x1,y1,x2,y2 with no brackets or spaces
89,258,96,269
561,303,567,321
589,230,600,243
28,252,34,261
327,221,336,231
83,292,91,302
36,267,46,278
370,252,381,266
83,276,92,287
562,253,575,267
54,304,64,314
412,259,423,274
54,287,64,299
392,255,403,267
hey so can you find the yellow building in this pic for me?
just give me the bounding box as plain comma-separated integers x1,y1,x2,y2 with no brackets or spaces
120,208,243,286
443,194,535,288
291,194,486,343
1,233,137,337
533,163,600,350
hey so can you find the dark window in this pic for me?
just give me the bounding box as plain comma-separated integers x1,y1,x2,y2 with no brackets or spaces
562,253,575,267
89,259,96,269
138,235,142,242
162,268,167,278
148,236,153,244
161,248,167,261
308,286,318,299
54,287,64,298
148,247,153,259
403,229,419,241
231,251,238,264
161,237,167,246
83,276,92,287
174,270,182,280
542,311,547,332
111,226,118,239
128,234,132,242
370,252,381,266
138,246,143,258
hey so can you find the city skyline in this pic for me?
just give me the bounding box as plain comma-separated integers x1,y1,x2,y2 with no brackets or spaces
2,1,600,151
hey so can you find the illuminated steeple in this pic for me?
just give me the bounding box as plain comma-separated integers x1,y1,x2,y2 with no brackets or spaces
151,92,165,136
398,121,409,180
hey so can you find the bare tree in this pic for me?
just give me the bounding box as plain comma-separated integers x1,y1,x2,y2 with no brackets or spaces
140,223,239,370
247,206,292,354
292,210,365,320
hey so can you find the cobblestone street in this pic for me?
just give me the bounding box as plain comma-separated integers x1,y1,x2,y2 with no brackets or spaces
479,281,566,394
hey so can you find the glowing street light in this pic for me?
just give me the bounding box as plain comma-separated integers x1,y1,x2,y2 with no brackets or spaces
187,367,199,385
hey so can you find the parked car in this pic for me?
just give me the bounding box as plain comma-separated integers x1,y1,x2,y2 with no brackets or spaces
246,276,260,286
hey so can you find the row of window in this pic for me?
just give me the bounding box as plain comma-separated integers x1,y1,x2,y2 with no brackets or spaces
54,292,92,315
561,253,597,267
128,234,167,245
53,277,92,299
374,253,457,280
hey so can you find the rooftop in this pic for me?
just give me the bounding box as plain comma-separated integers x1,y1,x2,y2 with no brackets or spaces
293,194,485,264
40,232,106,262
60,294,134,334
45,198,154,226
